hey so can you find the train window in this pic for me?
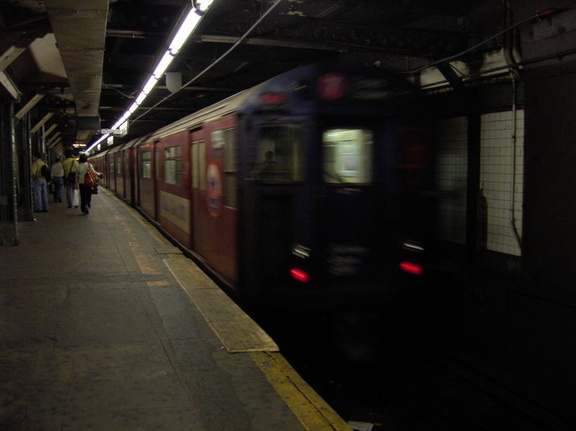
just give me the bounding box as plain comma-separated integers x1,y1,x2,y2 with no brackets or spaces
116,155,123,175
191,141,206,190
222,128,237,207
141,150,152,179
323,128,373,184
165,145,182,185
252,125,303,182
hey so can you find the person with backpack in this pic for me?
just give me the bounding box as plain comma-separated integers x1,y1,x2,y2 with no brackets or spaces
31,152,49,212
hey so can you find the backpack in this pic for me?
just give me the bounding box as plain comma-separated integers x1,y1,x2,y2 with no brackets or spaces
41,164,51,181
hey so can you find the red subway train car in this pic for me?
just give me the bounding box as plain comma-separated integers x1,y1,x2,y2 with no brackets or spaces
91,63,437,310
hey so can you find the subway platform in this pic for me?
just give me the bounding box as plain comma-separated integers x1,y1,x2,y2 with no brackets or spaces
0,188,351,431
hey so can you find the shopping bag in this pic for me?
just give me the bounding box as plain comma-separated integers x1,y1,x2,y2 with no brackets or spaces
73,188,80,207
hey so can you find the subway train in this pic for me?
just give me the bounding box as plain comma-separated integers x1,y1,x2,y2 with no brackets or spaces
91,63,438,310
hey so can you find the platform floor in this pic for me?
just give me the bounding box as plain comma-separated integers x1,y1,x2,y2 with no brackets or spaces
0,188,350,431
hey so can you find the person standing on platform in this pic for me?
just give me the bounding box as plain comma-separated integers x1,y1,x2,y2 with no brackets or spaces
62,149,78,208
50,157,64,202
76,154,101,215
31,152,49,212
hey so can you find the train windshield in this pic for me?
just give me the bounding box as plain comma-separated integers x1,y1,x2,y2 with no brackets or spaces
253,125,304,182
323,128,373,184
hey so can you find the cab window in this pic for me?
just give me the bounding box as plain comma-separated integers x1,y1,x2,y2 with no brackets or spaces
323,128,373,184
252,125,304,182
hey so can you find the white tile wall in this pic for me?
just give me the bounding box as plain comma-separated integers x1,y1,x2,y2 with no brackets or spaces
434,110,524,257
480,110,524,256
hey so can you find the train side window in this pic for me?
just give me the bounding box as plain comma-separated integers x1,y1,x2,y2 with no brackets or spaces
141,150,152,179
165,145,182,185
252,125,303,182
116,155,123,175
323,128,373,184
222,128,237,207
191,140,206,191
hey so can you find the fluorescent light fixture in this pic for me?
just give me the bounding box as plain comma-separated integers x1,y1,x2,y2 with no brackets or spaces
15,93,44,119
169,9,202,53
87,2,215,154
134,92,147,106
142,75,159,95
90,133,109,150
112,114,129,129
31,112,54,133
127,102,139,114
153,51,175,78
0,71,20,100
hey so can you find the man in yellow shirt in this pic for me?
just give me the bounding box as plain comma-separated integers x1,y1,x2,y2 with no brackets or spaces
31,152,49,212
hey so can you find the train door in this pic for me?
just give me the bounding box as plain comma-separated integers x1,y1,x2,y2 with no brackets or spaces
191,123,239,286
316,125,380,286
116,149,125,199
312,119,435,293
136,142,156,219
240,119,306,297
190,130,205,254
154,140,161,221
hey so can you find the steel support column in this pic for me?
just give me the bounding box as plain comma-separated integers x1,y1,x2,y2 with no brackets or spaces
0,102,19,245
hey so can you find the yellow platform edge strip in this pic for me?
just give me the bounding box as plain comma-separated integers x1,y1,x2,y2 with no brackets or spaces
164,257,279,352
251,351,351,431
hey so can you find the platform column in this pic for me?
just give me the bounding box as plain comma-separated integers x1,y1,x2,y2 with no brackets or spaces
0,102,19,245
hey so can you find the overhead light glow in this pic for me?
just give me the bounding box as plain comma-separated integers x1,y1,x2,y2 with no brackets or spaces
153,51,175,79
87,2,216,154
142,75,159,95
112,114,130,129
127,102,139,114
169,9,202,53
134,92,147,106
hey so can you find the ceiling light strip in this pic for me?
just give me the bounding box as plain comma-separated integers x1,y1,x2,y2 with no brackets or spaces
87,3,212,153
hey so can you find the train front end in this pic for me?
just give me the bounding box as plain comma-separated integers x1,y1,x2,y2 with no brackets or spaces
238,64,437,310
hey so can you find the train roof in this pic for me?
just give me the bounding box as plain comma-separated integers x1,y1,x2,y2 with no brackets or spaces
130,81,267,145
100,63,415,151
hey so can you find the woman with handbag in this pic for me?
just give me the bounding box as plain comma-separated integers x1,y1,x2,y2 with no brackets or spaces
75,153,102,215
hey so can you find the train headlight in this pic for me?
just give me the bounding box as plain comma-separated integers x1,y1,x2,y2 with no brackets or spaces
292,244,310,259
399,239,425,275
402,240,424,252
291,244,311,283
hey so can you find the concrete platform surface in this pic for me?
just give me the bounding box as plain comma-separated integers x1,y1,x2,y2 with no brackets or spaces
0,188,350,431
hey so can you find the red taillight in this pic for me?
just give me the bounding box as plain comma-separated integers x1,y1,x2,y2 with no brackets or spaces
399,261,424,276
290,268,311,283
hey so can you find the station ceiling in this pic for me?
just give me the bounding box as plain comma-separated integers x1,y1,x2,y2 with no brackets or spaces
0,0,537,150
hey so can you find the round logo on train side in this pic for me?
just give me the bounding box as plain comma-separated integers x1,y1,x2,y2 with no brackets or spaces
206,163,222,218
317,72,348,101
